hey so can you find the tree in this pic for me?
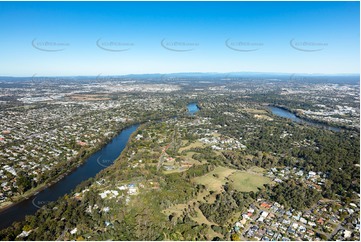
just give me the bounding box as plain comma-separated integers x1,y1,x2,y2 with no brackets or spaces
17,175,31,194
231,233,240,241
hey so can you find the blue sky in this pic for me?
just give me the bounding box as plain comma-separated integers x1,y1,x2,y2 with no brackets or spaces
0,1,359,76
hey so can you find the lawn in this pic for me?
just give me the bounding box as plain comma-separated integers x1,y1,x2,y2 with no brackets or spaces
182,151,203,164
192,166,237,192
254,114,274,121
190,206,217,226
179,140,204,152
228,171,271,192
248,166,266,173
243,108,268,114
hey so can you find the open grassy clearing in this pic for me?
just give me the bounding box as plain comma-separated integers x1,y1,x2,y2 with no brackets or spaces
192,165,270,193
243,108,268,114
189,206,217,226
162,189,216,226
162,169,186,174
179,140,205,153
182,151,207,163
163,197,221,238
163,166,270,234
181,152,202,164
228,171,271,192
248,166,266,173
181,140,188,146
192,166,237,192
206,228,224,241
254,114,274,121
162,203,188,217
183,151,196,158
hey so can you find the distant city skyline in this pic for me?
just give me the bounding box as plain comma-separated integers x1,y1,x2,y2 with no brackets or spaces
0,1,359,76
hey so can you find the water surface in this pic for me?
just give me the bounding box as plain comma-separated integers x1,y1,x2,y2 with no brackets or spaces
187,103,200,115
270,106,341,132
0,124,139,229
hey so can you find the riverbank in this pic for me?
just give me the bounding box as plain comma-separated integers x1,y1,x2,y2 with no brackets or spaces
0,102,197,230
268,105,343,132
0,123,141,229
0,121,139,213
0,110,184,229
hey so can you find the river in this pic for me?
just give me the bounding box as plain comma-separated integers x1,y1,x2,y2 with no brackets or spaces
269,106,341,132
0,103,199,229
0,102,208,229
0,124,139,230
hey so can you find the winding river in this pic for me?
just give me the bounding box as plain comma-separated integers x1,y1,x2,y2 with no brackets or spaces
269,106,341,132
0,124,140,229
0,103,337,230
0,103,199,229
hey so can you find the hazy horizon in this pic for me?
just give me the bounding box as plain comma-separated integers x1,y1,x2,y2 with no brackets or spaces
0,71,360,78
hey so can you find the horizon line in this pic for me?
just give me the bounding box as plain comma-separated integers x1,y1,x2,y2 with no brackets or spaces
0,71,360,78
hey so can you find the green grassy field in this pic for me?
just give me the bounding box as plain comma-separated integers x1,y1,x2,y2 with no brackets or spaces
243,108,268,114
192,166,271,193
179,140,204,152
248,166,266,173
192,166,237,192
162,165,271,239
228,171,271,192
